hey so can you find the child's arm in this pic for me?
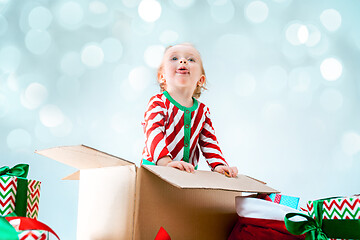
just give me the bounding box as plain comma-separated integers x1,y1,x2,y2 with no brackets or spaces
157,156,195,173
199,107,238,177
143,96,171,164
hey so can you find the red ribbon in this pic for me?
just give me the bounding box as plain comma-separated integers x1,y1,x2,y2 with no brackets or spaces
5,216,60,240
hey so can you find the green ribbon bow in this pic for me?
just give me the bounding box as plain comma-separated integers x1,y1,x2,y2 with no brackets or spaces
0,164,29,178
285,198,360,240
0,164,30,218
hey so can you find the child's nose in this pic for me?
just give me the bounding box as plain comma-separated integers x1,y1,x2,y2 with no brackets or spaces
180,59,187,64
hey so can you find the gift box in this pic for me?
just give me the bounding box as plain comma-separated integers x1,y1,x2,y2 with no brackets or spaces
0,164,41,219
269,193,300,209
36,145,279,240
307,196,360,220
0,216,59,240
285,196,360,240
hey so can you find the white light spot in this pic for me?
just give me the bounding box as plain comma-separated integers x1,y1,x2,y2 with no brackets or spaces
263,66,287,93
0,46,21,73
245,1,269,23
319,88,343,112
25,29,52,55
320,9,341,32
57,1,84,29
60,52,85,77
285,22,304,46
128,66,152,92
81,43,104,68
305,24,321,47
159,30,179,44
87,1,112,28
210,0,235,24
49,116,73,137
341,132,360,156
144,45,165,68
234,72,256,97
7,129,32,151
28,6,52,30
6,74,19,91
320,58,342,81
297,25,309,44
138,0,162,22
0,14,8,35
101,38,123,63
172,0,194,8
21,82,48,109
39,104,64,127
89,1,108,14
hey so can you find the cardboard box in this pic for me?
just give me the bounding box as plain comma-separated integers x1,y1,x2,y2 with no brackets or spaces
35,145,278,240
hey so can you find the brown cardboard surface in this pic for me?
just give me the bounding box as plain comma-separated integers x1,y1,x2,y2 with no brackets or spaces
143,165,278,193
77,165,136,240
36,145,279,240
35,145,133,170
134,166,242,240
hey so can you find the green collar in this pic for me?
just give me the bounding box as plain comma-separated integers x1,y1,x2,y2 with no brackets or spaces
163,91,198,112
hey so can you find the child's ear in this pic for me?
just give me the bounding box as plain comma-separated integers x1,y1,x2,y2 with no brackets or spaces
198,75,206,86
159,74,166,83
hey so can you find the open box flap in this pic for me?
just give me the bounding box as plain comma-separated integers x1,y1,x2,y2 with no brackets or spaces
143,165,279,193
35,145,134,171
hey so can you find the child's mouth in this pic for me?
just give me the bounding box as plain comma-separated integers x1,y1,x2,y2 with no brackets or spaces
176,67,189,74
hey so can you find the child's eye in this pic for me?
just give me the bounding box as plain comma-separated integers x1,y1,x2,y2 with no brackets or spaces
188,58,195,62
171,57,178,60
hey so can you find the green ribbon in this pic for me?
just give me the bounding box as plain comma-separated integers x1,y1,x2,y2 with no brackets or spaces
0,217,19,240
0,164,29,218
285,198,360,239
0,164,29,178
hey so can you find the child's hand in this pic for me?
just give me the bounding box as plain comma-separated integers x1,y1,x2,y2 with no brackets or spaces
214,165,238,178
157,156,195,173
167,161,195,173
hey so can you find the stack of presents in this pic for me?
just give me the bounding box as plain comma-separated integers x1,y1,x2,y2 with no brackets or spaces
2,145,360,239
0,164,59,239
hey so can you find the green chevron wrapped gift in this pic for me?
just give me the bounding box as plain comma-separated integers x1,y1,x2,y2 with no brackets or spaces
307,196,360,220
285,196,360,240
0,164,41,220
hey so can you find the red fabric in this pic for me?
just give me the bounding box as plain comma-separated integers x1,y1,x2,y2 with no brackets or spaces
6,216,60,240
154,226,171,240
228,217,305,240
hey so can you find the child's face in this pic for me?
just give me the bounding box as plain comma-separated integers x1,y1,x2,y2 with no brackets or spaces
160,44,205,95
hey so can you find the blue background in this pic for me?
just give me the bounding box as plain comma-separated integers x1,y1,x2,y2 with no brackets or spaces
1,0,360,238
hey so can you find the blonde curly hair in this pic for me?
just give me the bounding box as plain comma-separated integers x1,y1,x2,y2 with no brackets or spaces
157,43,207,99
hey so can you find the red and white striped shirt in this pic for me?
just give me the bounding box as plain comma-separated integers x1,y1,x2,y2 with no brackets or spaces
142,91,228,169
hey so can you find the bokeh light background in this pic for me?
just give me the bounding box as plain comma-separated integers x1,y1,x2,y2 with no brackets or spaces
1,0,360,238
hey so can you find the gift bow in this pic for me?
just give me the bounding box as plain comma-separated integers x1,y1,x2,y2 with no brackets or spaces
285,197,360,240
284,212,328,240
0,164,29,178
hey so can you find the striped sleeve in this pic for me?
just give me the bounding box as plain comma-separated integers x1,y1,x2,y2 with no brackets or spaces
143,95,170,164
199,107,228,170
